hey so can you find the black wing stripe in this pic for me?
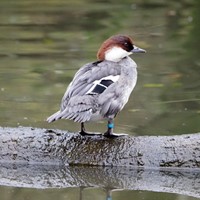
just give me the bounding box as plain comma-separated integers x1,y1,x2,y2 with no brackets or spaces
90,79,114,94
91,84,107,94
100,79,114,87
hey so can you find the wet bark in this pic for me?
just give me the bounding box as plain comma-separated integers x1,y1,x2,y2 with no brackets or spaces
0,127,200,168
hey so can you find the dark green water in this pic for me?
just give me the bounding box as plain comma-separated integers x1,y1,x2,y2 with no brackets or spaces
0,0,200,199
0,187,198,200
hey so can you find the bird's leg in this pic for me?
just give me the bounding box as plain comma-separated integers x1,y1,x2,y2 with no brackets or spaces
79,122,101,136
79,122,89,136
103,118,115,137
104,118,128,138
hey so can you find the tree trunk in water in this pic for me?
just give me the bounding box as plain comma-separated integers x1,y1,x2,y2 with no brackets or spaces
0,127,200,168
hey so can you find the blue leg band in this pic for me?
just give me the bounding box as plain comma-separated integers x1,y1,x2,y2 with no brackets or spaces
108,123,114,129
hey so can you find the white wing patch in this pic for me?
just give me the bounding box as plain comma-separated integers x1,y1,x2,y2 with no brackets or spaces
104,75,120,82
86,75,120,95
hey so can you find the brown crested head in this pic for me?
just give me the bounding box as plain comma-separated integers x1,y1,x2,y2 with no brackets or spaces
97,35,134,61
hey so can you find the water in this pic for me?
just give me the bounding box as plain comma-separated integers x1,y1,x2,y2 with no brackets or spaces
0,0,200,199
0,164,200,200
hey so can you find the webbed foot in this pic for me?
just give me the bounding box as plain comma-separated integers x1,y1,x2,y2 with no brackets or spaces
103,131,128,138
79,130,101,136
79,130,91,136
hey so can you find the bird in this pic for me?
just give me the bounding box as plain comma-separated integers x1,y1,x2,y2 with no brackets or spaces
47,35,146,138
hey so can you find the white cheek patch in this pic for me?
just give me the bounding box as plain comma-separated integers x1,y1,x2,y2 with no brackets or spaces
105,47,132,62
86,75,120,94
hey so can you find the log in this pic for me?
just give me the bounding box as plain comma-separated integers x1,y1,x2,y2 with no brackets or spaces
0,126,200,168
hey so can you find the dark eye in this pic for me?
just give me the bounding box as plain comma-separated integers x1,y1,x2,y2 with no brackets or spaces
123,41,133,52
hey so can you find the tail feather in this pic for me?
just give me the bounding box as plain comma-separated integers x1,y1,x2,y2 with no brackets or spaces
47,109,92,123
47,95,97,123
47,111,61,123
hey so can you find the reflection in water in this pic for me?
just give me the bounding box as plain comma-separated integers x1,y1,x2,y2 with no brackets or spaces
0,164,200,199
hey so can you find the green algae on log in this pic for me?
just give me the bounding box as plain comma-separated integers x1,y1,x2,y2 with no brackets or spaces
0,127,200,168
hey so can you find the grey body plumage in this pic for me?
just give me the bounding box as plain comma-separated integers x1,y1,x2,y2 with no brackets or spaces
47,57,137,123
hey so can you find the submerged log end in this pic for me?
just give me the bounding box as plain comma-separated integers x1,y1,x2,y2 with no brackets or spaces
0,126,200,168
